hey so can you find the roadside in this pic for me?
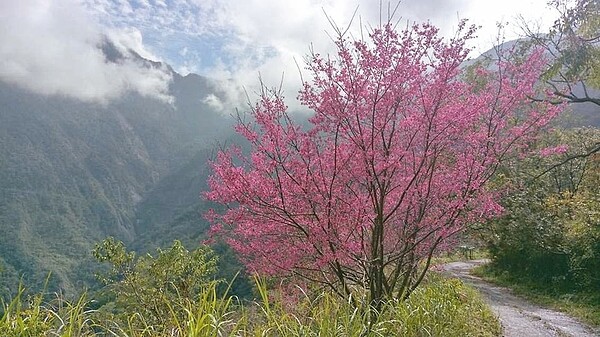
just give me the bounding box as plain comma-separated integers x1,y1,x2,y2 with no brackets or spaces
442,260,600,337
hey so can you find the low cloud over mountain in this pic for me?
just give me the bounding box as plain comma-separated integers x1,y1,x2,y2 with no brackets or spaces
0,0,172,103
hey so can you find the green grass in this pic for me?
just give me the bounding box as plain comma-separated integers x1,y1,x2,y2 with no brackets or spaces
0,283,97,337
0,275,501,336
242,274,500,336
472,264,600,327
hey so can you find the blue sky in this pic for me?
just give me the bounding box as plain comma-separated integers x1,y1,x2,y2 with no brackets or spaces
0,0,558,106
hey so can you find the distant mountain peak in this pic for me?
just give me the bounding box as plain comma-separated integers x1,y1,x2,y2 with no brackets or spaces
98,36,176,75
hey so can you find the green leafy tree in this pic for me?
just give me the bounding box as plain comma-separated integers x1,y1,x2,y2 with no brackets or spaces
545,154,600,288
92,237,218,328
485,128,600,288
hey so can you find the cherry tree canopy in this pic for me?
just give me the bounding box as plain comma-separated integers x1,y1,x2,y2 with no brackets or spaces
206,21,562,305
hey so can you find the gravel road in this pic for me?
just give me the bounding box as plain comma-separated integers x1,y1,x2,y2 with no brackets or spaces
442,260,600,337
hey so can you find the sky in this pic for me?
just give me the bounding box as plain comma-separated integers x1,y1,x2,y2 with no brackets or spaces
0,0,559,108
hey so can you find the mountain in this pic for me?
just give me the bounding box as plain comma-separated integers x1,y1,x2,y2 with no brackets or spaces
0,48,239,296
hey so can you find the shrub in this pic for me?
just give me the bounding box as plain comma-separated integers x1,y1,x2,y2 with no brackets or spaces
92,238,219,332
485,128,600,290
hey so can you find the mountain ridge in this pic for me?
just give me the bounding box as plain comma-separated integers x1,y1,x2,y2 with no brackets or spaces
0,47,237,295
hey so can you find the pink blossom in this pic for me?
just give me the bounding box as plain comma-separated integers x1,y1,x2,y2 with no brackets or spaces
539,144,569,157
204,22,562,303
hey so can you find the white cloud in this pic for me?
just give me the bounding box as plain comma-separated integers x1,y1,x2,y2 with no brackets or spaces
197,0,475,111
199,0,557,112
0,0,173,103
84,0,225,37
460,0,556,53
107,26,162,61
9,0,554,108
203,93,224,111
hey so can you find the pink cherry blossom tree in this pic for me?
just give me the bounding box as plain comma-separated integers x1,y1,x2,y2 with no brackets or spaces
205,21,562,308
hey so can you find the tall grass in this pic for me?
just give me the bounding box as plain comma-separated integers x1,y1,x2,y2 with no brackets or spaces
96,280,240,337
243,274,500,336
0,283,97,337
0,275,500,336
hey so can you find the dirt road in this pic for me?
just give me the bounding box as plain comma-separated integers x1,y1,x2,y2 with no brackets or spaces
442,260,599,337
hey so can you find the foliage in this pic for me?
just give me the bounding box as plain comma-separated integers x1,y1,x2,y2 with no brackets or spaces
0,282,97,337
240,274,500,337
206,19,562,308
522,0,600,105
0,272,500,337
545,154,600,288
0,278,238,337
484,127,600,289
102,280,239,337
92,237,219,331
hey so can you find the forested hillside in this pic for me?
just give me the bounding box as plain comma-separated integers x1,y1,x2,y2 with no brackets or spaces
0,60,236,296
